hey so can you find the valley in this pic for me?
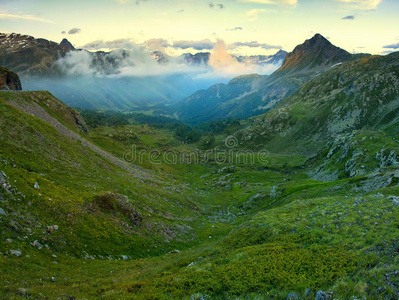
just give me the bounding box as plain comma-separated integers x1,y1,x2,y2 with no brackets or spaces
0,29,398,299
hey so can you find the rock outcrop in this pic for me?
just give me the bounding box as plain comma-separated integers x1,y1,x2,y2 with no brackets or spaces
0,66,22,90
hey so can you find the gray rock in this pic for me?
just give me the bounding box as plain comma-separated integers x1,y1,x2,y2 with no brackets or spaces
121,255,129,261
9,249,22,257
387,196,399,206
287,292,300,300
17,288,29,296
34,182,40,189
304,288,312,298
190,294,207,300
5,239,12,243
31,240,43,249
0,207,6,215
315,290,333,300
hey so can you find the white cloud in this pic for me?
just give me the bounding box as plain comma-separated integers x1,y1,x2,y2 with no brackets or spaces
246,9,268,21
239,0,297,5
335,0,382,10
0,11,55,23
172,39,215,50
229,41,281,50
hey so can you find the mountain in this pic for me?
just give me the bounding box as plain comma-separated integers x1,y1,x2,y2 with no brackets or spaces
60,38,75,51
0,66,22,90
0,33,72,77
236,49,288,66
274,33,351,76
180,52,210,65
180,50,287,67
175,34,362,124
235,51,399,153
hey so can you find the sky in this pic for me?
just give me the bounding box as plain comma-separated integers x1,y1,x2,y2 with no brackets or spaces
0,0,398,56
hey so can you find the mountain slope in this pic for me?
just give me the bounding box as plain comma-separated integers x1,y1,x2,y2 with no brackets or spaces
0,91,204,261
1,88,399,299
236,52,399,154
176,34,360,124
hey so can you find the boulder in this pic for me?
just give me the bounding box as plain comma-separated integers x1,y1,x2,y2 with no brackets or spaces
0,66,22,90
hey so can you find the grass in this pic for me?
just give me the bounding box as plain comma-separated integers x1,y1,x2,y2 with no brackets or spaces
0,90,399,299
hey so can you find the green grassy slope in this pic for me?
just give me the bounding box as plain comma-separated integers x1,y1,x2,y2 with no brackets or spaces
236,52,399,154
1,89,398,299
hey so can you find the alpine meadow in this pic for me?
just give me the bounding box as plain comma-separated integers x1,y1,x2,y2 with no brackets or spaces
0,0,398,299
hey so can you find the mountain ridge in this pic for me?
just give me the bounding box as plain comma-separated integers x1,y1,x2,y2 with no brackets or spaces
176,33,360,124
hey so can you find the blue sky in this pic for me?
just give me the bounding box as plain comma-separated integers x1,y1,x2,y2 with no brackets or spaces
0,0,398,55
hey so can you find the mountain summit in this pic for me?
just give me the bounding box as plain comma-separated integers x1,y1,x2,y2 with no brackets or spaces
60,38,75,51
176,34,360,123
275,33,351,75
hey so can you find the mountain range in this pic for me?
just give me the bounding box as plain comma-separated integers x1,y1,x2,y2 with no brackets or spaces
1,31,399,299
176,34,369,124
0,33,286,111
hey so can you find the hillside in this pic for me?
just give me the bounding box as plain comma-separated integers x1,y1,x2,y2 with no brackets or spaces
176,34,363,124
236,52,399,153
0,89,398,299
0,91,209,262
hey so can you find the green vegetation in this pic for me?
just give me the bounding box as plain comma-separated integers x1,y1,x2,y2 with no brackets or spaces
1,51,399,300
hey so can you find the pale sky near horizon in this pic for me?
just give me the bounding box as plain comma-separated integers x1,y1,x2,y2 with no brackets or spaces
0,0,398,56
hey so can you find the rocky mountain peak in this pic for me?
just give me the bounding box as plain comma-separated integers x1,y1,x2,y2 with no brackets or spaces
302,33,332,50
275,33,351,75
60,38,75,51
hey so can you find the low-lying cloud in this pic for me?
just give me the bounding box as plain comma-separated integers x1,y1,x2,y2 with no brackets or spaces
61,38,283,80
25,38,285,110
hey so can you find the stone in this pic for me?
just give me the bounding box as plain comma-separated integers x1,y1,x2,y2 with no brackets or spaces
34,182,40,190
17,288,29,296
387,196,399,206
0,207,6,215
315,290,333,300
9,249,22,257
0,66,22,90
287,292,300,300
5,239,12,243
31,240,43,249
304,288,312,297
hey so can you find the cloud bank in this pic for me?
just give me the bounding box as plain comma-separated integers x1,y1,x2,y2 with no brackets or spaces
335,0,382,10
60,38,283,80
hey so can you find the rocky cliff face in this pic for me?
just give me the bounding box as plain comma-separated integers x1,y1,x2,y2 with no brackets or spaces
0,66,22,90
